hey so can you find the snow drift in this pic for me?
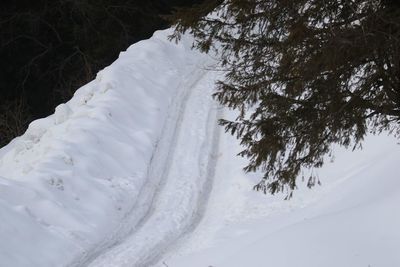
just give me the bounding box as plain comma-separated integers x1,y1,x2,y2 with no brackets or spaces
0,29,217,267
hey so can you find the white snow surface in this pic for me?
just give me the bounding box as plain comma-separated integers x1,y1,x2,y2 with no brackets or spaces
0,28,399,267
157,130,400,267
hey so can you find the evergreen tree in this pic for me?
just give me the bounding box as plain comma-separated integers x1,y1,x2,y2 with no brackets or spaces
170,0,400,196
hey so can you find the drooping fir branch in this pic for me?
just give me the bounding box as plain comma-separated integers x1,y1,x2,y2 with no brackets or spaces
170,0,400,197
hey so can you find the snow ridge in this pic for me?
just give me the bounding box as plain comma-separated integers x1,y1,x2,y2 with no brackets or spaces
0,29,216,267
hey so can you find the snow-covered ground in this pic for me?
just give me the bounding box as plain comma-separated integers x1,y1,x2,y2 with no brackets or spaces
0,29,218,267
157,129,400,267
0,28,399,267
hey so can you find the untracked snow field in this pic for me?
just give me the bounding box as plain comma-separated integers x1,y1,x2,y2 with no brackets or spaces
0,29,399,267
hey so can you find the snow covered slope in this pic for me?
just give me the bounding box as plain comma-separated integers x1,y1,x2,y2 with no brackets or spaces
156,128,400,267
0,27,399,267
0,29,219,267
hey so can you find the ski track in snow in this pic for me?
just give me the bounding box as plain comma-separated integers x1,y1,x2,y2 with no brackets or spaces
70,60,222,267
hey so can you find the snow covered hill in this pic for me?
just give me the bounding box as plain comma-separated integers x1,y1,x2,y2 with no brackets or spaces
0,29,399,267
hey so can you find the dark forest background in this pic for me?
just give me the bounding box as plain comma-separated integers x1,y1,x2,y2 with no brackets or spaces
0,0,203,147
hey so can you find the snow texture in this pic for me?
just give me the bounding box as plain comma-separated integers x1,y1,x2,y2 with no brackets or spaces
156,122,400,267
0,29,217,267
0,28,399,267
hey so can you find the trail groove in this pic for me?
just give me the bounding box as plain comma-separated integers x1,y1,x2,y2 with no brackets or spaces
71,61,220,267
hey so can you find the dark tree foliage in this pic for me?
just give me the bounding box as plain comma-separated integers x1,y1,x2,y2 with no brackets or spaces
171,0,400,196
0,0,203,147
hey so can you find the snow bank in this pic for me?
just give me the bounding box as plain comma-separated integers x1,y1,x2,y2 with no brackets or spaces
0,29,208,267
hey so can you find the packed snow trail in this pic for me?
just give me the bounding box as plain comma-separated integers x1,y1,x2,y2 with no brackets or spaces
72,63,221,267
0,29,221,267
1,26,399,267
